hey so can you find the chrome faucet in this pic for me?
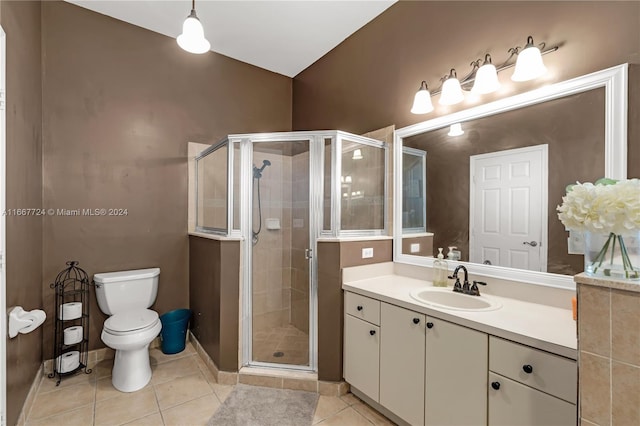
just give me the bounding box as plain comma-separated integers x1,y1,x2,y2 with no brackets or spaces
449,265,487,296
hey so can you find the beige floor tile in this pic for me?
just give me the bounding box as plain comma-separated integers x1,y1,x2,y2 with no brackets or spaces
352,402,394,425
96,377,152,402
313,395,349,423
161,393,220,426
317,406,372,426
28,382,95,421
93,359,114,379
210,383,234,403
149,344,196,366
340,392,361,406
38,370,96,394
94,387,158,426
154,372,213,410
123,412,165,426
26,403,94,426
151,356,200,385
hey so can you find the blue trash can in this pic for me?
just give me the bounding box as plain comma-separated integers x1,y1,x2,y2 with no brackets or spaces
159,309,192,355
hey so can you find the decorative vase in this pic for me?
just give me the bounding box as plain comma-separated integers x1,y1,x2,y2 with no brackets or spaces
584,231,640,280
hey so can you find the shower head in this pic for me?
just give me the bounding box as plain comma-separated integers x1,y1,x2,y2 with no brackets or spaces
253,159,271,179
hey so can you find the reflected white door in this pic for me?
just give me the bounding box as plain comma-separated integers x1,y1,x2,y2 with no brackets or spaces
470,145,548,272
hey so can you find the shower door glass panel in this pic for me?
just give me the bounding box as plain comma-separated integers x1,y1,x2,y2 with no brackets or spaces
251,140,311,367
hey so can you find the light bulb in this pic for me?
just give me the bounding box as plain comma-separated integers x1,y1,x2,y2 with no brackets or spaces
410,81,434,114
511,36,547,82
177,10,211,54
439,69,464,106
471,54,501,95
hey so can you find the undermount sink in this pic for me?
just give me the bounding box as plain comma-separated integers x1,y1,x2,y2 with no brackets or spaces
410,287,502,312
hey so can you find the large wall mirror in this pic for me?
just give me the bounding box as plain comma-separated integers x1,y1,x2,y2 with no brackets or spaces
394,64,628,289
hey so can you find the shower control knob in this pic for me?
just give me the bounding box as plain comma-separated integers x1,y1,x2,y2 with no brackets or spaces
412,318,420,324
369,330,376,336
357,306,363,311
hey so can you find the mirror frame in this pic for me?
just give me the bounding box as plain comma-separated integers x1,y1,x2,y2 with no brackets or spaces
393,64,628,289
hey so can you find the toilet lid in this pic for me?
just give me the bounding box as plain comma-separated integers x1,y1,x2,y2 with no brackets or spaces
104,309,159,333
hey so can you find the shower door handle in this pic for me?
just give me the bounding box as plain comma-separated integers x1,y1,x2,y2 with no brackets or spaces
305,248,313,260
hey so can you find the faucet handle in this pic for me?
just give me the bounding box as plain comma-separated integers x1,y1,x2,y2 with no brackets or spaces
469,280,487,296
452,278,463,293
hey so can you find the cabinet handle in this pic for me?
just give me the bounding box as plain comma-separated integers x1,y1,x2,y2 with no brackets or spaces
523,364,533,374
426,322,434,329
369,330,376,336
491,381,501,390
412,318,420,324
357,305,363,311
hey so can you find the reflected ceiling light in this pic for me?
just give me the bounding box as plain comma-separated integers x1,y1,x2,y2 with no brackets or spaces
439,69,464,106
177,0,211,54
409,35,558,113
471,54,501,95
511,36,547,82
410,81,434,114
352,149,363,160
448,123,464,137
345,176,352,183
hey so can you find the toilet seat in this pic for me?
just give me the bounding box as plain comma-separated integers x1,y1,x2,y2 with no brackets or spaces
104,309,159,336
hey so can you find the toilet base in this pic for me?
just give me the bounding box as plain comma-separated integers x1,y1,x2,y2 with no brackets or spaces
111,344,153,392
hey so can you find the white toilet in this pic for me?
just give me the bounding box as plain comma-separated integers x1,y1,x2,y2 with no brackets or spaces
94,268,162,392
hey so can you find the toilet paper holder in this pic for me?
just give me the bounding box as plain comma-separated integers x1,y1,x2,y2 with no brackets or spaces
8,306,46,338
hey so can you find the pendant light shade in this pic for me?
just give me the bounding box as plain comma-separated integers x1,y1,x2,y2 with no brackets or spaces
448,123,464,137
352,149,363,160
177,2,210,54
439,69,464,106
410,81,434,114
471,54,501,95
511,36,547,82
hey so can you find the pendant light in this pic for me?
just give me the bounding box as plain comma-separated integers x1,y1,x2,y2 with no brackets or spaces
471,54,501,95
177,0,211,54
448,123,464,137
410,81,434,114
439,69,464,106
352,149,363,160
511,36,547,82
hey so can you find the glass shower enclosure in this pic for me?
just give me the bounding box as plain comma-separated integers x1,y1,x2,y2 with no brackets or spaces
195,131,387,371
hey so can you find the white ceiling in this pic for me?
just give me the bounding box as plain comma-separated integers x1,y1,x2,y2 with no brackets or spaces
67,0,396,77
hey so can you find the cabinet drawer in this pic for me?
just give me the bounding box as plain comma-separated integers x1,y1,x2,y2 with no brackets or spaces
489,336,577,404
345,292,380,325
488,372,576,426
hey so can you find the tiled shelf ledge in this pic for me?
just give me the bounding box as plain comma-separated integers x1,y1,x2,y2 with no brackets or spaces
188,231,243,241
574,272,640,293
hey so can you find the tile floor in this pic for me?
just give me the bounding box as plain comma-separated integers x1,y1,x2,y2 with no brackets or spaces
252,324,309,366
24,343,394,426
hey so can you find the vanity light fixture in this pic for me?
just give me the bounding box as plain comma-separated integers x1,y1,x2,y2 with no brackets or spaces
410,35,558,114
511,36,547,81
439,69,465,106
410,81,435,114
471,54,501,95
352,149,363,160
177,0,211,54
448,123,465,137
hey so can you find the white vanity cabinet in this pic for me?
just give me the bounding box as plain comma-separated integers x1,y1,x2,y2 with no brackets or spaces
379,303,426,425
488,336,577,426
343,292,381,402
425,317,488,426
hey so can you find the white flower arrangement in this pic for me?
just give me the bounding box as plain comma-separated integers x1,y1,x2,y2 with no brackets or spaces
557,178,640,279
557,178,640,235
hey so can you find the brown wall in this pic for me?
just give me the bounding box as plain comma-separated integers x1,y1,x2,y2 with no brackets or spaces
1,1,43,424
40,1,292,358
293,1,640,134
317,239,392,381
189,236,240,372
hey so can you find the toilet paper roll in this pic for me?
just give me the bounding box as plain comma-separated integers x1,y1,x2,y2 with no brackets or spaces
56,351,80,374
63,326,83,345
59,302,82,320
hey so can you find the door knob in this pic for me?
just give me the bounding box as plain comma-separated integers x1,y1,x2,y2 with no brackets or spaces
426,322,434,329
523,241,538,247
369,330,376,336
412,318,420,324
357,305,363,311
523,364,533,374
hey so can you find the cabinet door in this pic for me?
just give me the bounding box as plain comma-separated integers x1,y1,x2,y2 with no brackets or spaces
488,372,576,426
344,314,380,402
380,303,426,426
425,317,488,426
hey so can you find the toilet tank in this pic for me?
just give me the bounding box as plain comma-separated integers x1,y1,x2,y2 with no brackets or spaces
94,268,160,315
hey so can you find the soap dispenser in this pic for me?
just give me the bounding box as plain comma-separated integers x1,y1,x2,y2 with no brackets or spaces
433,248,448,287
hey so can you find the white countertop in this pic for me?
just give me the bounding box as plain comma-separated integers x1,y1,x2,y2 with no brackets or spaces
343,274,578,360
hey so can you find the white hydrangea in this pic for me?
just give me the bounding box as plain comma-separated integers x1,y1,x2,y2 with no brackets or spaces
557,178,640,235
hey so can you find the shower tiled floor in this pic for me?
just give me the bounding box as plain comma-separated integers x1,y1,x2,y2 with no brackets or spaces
252,324,309,366
22,342,394,425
